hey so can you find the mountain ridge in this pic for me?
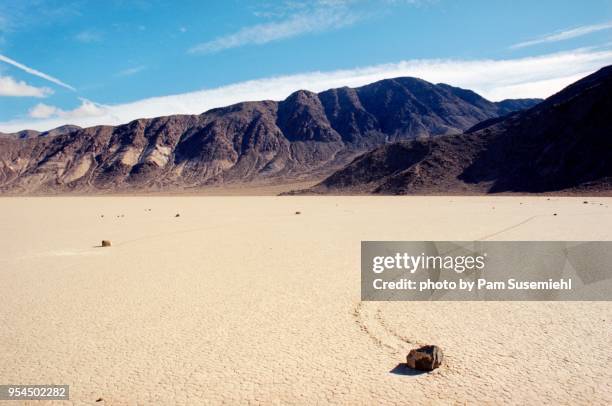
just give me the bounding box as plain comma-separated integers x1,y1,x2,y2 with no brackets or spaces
0,77,540,194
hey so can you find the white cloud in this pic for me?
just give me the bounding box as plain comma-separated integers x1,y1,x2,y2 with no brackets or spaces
68,99,106,117
115,65,146,77
28,99,106,119
1,47,611,132
483,73,589,101
0,53,75,91
511,21,612,49
28,103,59,118
189,6,360,54
0,75,52,97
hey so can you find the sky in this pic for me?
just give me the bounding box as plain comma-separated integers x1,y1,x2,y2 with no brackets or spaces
0,0,611,132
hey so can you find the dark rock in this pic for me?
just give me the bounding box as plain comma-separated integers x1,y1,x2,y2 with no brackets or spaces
406,345,444,371
101,240,111,247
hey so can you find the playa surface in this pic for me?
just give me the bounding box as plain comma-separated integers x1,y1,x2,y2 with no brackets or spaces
0,196,611,405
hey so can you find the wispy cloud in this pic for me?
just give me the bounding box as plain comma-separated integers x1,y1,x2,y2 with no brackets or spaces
0,1,82,34
191,0,433,54
0,54,75,91
115,65,146,77
74,30,102,43
0,13,7,32
2,47,611,132
0,75,52,97
511,21,612,49
189,5,360,54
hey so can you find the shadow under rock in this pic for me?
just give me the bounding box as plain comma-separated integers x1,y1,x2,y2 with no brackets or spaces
389,363,429,376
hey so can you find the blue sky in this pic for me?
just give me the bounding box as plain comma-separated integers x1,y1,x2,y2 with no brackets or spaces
0,0,611,132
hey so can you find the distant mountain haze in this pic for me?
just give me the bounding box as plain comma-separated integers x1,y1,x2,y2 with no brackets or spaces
0,125,82,139
0,78,540,194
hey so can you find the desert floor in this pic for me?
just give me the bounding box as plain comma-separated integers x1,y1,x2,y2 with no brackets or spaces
0,196,611,405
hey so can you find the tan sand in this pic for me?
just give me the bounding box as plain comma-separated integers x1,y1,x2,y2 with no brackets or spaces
0,196,610,405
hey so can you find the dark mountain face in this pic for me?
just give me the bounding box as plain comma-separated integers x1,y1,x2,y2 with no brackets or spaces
0,77,539,194
460,66,612,193
307,66,612,195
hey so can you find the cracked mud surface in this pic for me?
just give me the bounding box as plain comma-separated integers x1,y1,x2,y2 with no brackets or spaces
0,196,610,405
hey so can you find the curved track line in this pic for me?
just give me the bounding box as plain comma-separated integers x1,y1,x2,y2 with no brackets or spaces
476,215,539,241
353,302,422,355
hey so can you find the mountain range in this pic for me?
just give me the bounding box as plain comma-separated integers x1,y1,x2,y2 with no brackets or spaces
0,125,82,139
0,78,540,194
302,65,612,195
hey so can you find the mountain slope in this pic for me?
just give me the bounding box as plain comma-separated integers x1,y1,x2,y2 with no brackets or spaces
305,66,612,195
0,78,539,194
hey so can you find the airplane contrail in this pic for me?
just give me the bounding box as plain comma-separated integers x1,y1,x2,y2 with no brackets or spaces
0,54,75,91
511,21,612,49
